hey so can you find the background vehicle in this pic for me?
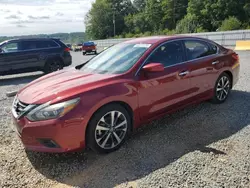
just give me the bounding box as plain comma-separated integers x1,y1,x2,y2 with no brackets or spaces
0,38,72,75
11,36,240,154
66,43,72,51
72,43,82,52
82,41,97,55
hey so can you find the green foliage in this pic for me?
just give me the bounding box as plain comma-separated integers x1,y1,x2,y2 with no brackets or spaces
187,0,248,31
176,15,198,33
85,0,250,40
219,17,242,31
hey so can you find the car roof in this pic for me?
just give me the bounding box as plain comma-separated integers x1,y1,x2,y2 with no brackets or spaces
3,38,58,43
124,35,208,44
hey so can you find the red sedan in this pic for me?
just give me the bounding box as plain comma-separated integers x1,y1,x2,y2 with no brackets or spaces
11,36,240,153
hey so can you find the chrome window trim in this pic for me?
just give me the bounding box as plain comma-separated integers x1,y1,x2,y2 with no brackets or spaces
135,37,219,76
1,40,61,54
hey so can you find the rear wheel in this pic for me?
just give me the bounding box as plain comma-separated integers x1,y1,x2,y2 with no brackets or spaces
211,72,232,104
44,59,63,74
87,104,131,153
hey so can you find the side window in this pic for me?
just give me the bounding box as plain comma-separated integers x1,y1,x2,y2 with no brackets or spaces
209,43,218,54
147,41,185,67
2,42,20,53
184,40,211,60
36,40,59,49
21,41,38,50
47,40,59,47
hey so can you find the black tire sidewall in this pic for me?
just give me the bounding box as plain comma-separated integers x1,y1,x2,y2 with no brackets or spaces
211,72,231,104
44,59,63,74
86,104,131,154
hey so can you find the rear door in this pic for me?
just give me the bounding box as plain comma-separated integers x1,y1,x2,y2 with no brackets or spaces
183,39,220,98
36,40,62,62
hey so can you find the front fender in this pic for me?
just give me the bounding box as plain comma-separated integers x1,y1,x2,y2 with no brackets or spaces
77,81,140,130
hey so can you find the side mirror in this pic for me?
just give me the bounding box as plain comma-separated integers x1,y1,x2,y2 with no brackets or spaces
142,63,164,73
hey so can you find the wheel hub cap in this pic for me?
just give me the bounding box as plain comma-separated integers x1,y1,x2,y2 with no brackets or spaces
95,111,128,149
216,76,230,101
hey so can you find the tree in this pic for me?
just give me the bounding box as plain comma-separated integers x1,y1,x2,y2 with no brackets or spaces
133,0,146,11
85,0,135,39
85,0,113,39
175,14,198,33
219,17,242,31
161,0,188,30
144,0,164,31
188,0,247,31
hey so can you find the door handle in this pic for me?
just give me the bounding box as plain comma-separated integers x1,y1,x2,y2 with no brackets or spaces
212,61,219,65
179,71,190,76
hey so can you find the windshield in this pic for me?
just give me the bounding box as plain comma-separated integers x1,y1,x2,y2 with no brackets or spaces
80,43,151,74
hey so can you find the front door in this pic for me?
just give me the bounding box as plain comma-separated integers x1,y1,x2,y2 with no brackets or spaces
0,41,21,73
137,40,193,120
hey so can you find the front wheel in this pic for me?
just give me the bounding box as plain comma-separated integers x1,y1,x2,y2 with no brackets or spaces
211,72,232,104
87,104,131,153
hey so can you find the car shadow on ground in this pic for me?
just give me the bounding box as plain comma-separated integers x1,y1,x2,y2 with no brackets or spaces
26,90,250,188
0,72,44,87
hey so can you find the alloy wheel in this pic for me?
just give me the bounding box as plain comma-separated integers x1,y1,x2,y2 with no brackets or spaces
49,61,61,72
95,111,128,149
216,76,230,101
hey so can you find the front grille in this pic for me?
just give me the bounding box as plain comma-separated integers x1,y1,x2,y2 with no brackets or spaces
13,99,29,116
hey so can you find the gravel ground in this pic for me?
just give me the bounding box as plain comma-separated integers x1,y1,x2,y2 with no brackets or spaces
0,51,250,188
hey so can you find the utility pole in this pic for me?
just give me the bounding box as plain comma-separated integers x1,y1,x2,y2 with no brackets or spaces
113,9,116,37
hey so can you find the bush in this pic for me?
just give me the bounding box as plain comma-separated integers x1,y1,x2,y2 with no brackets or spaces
142,31,152,36
125,33,135,38
176,15,198,34
196,27,208,33
219,17,242,31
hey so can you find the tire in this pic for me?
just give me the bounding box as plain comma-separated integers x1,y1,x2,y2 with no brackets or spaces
87,104,131,154
211,72,232,104
44,59,63,74
94,51,97,55
83,52,86,55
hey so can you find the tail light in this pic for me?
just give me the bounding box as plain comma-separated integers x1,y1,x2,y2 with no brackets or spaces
232,53,239,61
64,47,70,52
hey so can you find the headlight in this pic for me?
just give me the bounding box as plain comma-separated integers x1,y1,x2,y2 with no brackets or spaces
27,98,80,121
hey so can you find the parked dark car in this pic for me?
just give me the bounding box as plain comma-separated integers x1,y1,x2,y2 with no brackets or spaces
11,36,239,154
0,38,72,75
82,41,97,55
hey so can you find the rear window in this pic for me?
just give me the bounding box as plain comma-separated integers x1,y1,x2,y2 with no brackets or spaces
184,40,211,60
83,42,95,46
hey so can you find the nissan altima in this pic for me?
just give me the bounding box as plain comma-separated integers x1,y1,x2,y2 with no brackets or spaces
11,36,240,153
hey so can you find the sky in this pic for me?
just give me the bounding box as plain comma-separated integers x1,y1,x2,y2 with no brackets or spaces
0,0,95,36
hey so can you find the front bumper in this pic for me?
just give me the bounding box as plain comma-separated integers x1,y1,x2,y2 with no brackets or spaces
12,115,86,153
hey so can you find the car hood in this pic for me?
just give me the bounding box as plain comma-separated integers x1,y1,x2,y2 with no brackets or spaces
18,68,116,104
